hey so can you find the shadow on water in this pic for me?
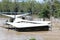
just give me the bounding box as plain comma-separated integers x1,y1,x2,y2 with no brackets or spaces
5,26,49,32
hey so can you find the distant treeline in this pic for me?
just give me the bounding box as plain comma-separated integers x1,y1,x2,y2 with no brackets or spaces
0,0,60,18
0,0,42,13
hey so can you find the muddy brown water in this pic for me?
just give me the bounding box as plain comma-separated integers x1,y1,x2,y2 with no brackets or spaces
0,27,44,40
0,17,60,40
0,18,43,40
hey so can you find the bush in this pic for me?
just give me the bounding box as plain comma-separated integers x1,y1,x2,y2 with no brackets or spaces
29,38,36,40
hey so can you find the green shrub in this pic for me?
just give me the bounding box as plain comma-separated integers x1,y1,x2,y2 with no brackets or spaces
29,38,36,40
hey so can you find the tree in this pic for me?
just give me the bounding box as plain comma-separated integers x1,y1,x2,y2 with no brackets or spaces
0,2,2,12
53,0,60,18
2,0,10,12
38,0,50,20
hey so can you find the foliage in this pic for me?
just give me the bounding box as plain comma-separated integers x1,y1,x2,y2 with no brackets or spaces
38,2,50,19
53,0,60,18
29,38,36,40
0,0,60,18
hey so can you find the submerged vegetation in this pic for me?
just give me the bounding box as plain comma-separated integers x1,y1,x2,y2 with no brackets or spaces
29,38,36,40
0,0,60,18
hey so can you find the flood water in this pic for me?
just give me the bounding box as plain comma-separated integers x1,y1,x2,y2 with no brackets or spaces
0,17,60,40
0,18,43,40
0,27,43,40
